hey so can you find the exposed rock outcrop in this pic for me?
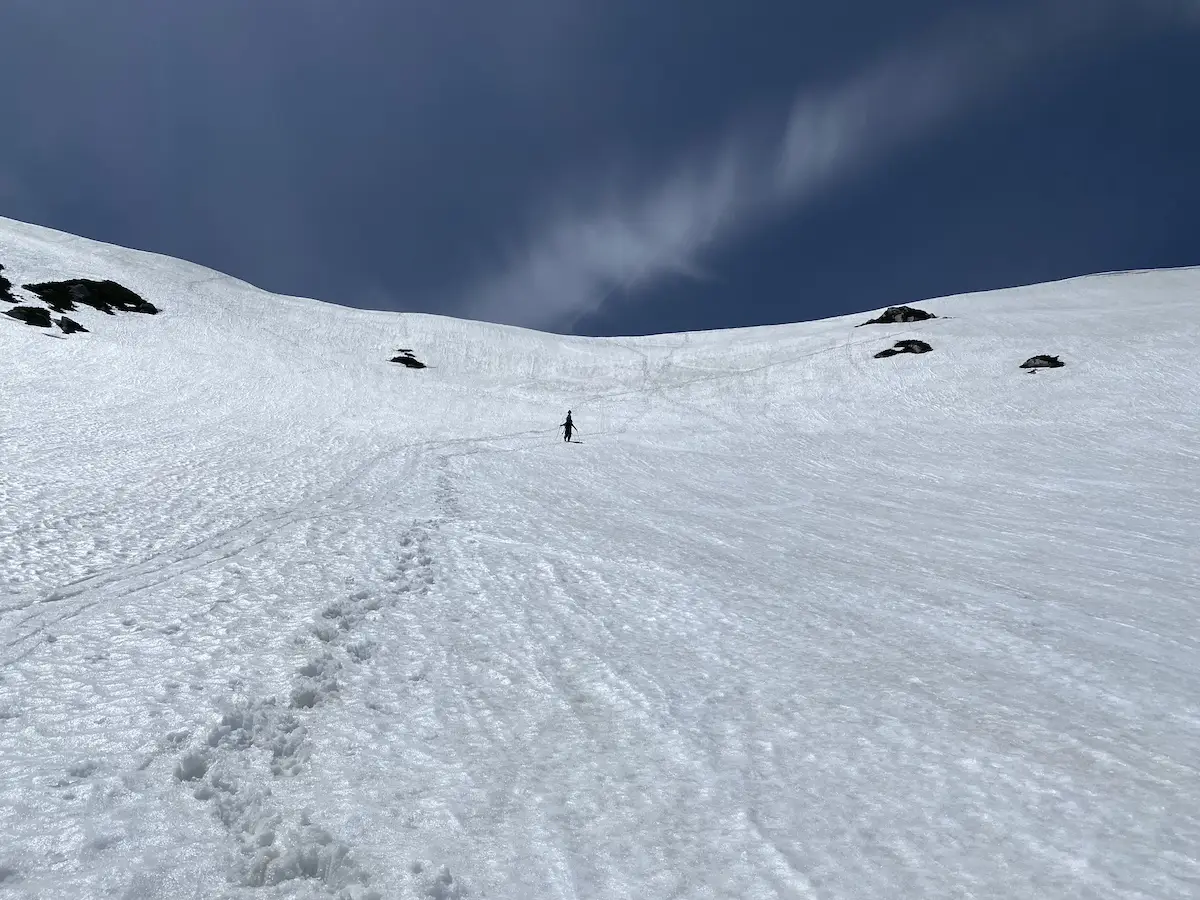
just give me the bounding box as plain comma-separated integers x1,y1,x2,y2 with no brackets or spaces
858,305,936,326
57,316,89,334
23,279,158,316
1020,354,1064,370
4,305,52,328
390,349,427,369
0,264,14,303
874,339,933,359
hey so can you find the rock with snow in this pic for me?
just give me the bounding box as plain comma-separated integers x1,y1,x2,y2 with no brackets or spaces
874,338,933,358
858,305,937,326
23,278,158,316
0,263,14,303
391,350,427,368
57,316,88,334
4,305,52,328
1020,354,1064,369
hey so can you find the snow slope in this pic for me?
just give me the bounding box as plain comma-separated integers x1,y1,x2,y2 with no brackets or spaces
1,215,1198,900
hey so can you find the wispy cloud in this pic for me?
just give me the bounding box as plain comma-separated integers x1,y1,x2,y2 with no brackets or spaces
465,0,1192,331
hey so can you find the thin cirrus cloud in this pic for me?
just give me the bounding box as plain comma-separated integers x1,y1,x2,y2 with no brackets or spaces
464,0,1192,331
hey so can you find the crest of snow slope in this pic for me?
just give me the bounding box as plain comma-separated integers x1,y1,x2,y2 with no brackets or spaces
1,214,1198,899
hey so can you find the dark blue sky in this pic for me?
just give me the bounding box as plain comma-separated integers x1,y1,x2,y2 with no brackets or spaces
1,0,1197,335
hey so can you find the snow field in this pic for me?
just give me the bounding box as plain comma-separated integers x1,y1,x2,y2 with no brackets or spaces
1,216,1198,898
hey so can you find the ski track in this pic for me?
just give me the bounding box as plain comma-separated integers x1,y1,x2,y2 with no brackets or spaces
0,445,424,664
1,218,1198,898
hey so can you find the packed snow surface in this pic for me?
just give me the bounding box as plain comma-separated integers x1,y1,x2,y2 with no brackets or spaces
1,216,1198,899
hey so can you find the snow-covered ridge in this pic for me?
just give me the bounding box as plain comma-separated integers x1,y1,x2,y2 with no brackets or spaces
2,216,1198,899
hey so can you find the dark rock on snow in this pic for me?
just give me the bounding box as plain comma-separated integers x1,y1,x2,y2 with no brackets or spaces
391,353,427,369
57,316,89,334
1020,354,1064,370
0,264,14,303
4,305,53,328
874,339,933,359
858,305,936,326
23,279,158,316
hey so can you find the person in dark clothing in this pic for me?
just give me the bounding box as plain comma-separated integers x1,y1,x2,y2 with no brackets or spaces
561,410,575,442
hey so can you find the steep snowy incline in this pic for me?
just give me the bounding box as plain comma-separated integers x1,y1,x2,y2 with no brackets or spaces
1,215,1198,899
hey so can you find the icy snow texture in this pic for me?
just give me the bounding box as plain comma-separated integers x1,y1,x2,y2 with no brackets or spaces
1,215,1198,899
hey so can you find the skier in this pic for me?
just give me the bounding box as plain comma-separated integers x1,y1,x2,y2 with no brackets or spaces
561,410,575,442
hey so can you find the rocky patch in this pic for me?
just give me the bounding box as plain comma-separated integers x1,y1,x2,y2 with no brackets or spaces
858,305,936,326
1020,354,1064,370
57,316,88,334
2,265,158,336
23,278,158,315
4,305,52,328
391,349,427,369
874,339,933,359
0,263,14,303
